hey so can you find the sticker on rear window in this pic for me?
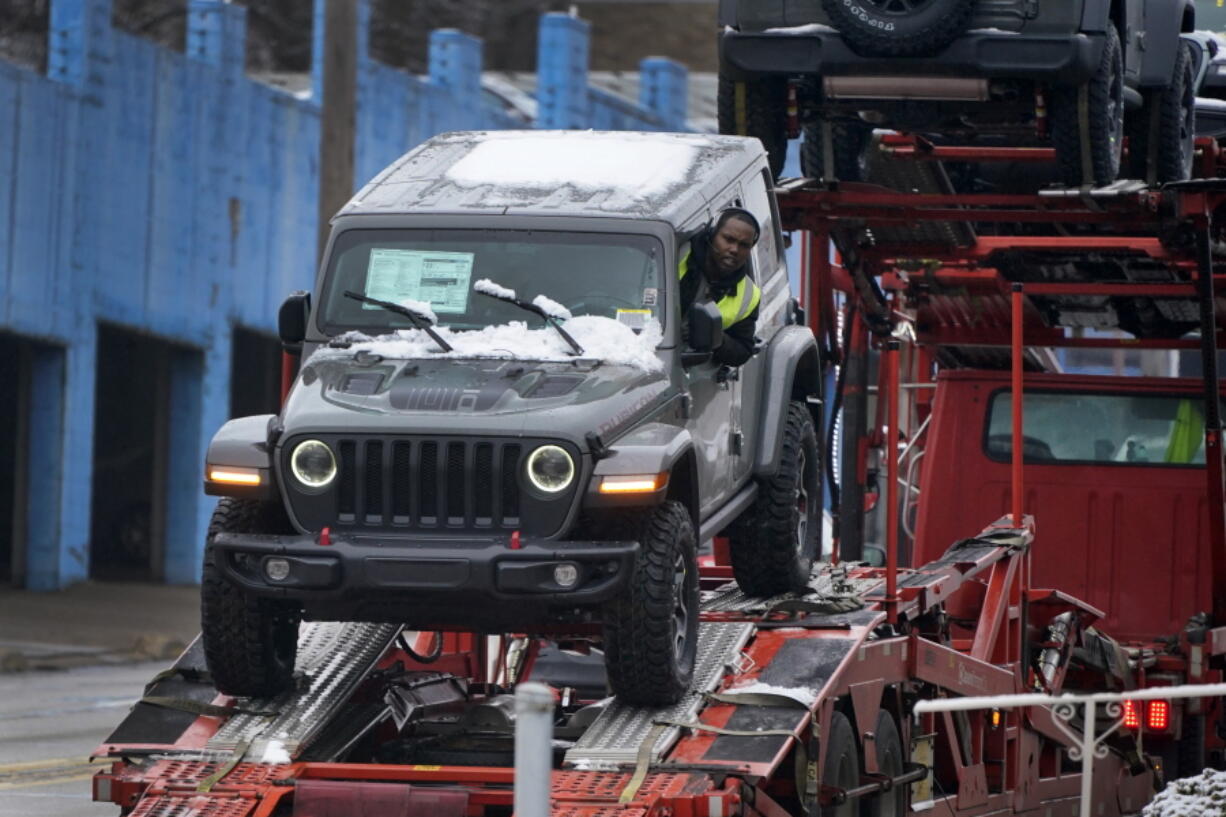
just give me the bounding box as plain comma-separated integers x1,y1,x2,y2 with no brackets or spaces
364,249,474,314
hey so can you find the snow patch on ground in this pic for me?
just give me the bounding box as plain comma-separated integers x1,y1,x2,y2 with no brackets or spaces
445,131,700,201
725,681,817,708
533,294,572,321
315,316,664,372
474,278,516,300
1144,769,1226,816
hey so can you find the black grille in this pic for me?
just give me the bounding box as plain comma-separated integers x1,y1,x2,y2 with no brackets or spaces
329,437,528,530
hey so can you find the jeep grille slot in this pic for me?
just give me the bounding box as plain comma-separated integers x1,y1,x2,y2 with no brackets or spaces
338,441,356,516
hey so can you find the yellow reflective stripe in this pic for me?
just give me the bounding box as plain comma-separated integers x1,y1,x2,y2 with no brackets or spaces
678,248,691,280
716,278,760,328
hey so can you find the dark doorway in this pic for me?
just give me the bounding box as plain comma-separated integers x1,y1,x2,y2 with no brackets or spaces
230,327,282,418
0,332,29,584
91,325,172,581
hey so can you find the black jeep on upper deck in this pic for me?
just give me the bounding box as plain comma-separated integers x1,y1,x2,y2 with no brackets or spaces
719,0,1199,187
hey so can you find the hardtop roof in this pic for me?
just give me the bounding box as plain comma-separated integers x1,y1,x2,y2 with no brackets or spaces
338,130,764,228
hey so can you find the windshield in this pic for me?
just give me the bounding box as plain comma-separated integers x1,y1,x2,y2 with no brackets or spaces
320,229,664,335
985,390,1207,466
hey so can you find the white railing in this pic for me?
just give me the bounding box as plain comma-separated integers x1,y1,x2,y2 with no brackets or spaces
913,683,1226,814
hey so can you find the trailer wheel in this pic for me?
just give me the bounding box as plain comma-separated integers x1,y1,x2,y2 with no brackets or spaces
602,500,699,706
866,710,906,816
718,73,788,179
201,498,301,698
730,401,820,596
820,0,974,58
1050,25,1125,187
798,710,859,816
1127,41,1196,184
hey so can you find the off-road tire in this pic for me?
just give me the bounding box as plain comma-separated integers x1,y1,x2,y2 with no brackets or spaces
1128,42,1196,184
718,72,788,179
866,710,906,816
602,501,699,706
821,0,975,58
730,401,821,596
1050,25,1125,187
800,121,871,181
201,498,301,698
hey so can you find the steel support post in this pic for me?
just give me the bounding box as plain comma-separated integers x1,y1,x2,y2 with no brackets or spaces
885,339,900,622
515,682,554,817
1195,222,1226,626
1011,284,1024,527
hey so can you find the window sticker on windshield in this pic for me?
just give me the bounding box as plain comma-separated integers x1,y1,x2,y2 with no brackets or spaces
365,249,475,314
642,288,657,306
616,309,652,330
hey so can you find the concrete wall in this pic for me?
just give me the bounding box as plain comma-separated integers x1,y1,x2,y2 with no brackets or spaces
0,0,689,589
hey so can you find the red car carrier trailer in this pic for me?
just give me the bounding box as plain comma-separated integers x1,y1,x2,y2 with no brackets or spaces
92,136,1226,817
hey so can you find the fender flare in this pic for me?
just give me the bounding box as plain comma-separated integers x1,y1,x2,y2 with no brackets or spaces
204,414,276,499
753,326,822,477
1138,0,1196,87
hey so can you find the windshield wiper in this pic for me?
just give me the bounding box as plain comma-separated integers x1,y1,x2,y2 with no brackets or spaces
475,285,585,356
342,291,454,353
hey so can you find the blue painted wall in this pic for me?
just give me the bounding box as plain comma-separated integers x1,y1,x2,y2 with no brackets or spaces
0,0,689,589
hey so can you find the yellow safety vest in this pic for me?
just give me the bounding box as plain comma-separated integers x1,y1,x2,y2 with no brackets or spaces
678,248,761,329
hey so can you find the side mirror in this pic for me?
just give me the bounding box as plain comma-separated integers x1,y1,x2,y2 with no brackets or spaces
682,302,723,367
278,291,311,354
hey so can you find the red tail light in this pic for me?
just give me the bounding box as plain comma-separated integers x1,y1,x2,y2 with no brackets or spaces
1123,700,1140,729
1147,700,1170,731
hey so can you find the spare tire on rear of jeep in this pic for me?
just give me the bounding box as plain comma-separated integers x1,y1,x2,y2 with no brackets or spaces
821,0,975,58
718,73,788,179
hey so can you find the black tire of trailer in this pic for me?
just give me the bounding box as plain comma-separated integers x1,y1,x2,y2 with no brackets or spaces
800,121,872,182
820,0,975,58
866,710,907,817
1127,41,1196,184
821,710,861,817
200,498,301,698
1168,712,1207,780
718,72,788,179
1050,25,1125,187
602,500,700,706
729,400,821,596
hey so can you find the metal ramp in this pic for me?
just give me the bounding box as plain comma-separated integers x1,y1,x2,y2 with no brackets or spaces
563,621,754,770
204,621,401,762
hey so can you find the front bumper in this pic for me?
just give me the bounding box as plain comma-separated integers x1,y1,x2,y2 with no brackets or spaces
720,29,1105,85
211,531,637,610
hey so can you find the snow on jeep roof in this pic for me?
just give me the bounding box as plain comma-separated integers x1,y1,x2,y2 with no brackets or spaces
339,130,760,224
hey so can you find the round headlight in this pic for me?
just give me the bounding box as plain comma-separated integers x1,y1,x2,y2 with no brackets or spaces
526,445,575,494
291,440,337,489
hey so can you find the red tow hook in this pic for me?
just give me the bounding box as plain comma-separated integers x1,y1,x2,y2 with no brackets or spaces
318,526,332,546
509,530,522,550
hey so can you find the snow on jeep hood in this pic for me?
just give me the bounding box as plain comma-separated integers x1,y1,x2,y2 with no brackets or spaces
312,316,664,373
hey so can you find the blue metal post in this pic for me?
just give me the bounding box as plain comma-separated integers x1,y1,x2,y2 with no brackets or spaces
24,345,68,590
537,13,590,129
48,0,112,88
310,0,325,103
639,57,688,131
188,0,248,78
429,29,483,133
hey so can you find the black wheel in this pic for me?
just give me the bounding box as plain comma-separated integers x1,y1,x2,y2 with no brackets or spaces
1128,42,1196,184
1167,712,1207,779
201,498,301,698
797,710,860,816
864,710,906,817
730,400,821,596
801,121,872,181
1050,25,1125,187
602,500,699,706
719,72,788,178
821,0,974,58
